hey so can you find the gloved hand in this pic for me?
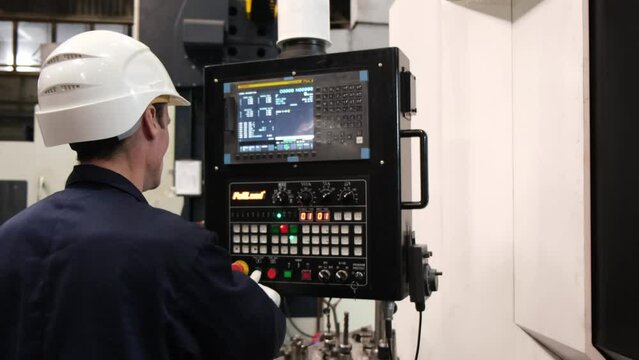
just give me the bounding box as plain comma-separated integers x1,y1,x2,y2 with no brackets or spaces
249,269,281,307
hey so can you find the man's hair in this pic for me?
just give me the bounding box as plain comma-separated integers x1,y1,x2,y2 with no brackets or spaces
70,103,167,162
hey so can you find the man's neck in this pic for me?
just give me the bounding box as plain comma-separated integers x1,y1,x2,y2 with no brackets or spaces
83,158,145,192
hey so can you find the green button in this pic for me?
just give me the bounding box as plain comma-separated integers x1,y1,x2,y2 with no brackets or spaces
270,225,279,234
290,224,298,234
288,235,298,244
283,270,292,279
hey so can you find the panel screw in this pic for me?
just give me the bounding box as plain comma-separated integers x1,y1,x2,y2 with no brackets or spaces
380,160,385,165
292,71,297,76
214,166,219,171
378,63,383,68
214,78,219,83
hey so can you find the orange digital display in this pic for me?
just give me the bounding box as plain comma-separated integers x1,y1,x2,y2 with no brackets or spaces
316,211,330,222
299,211,314,222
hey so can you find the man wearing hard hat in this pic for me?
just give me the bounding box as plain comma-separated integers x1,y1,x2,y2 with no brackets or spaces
0,31,285,359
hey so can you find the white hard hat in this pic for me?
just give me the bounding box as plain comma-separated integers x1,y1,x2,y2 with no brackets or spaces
35,30,190,147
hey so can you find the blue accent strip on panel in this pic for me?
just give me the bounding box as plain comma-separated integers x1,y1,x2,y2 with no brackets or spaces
287,156,300,162
283,76,294,80
223,83,231,93
224,154,231,164
359,70,369,82
361,148,370,159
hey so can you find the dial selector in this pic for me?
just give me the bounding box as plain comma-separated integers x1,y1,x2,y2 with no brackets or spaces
339,189,356,204
273,190,289,205
320,190,334,204
297,190,314,205
318,269,332,282
335,270,349,283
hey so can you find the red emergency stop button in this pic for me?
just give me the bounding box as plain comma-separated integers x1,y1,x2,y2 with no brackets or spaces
266,267,278,280
231,260,249,275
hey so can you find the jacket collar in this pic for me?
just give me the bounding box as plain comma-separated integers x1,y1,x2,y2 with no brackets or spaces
65,164,148,204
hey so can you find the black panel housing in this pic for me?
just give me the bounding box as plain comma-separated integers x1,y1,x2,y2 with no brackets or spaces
204,48,415,300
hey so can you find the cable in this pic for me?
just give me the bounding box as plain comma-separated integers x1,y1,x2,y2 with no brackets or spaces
287,318,314,339
415,311,423,360
281,297,314,339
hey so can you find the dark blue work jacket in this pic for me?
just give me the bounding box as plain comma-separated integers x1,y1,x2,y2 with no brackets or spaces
0,165,285,360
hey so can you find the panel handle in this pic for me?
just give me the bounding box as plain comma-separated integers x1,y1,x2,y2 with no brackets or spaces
401,129,429,209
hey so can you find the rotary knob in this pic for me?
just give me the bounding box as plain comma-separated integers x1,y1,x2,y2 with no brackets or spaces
298,190,314,205
318,269,332,282
339,189,355,204
335,270,349,283
273,190,289,205
354,271,364,283
320,190,334,204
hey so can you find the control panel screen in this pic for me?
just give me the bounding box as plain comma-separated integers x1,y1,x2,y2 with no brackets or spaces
223,70,370,164
236,80,315,153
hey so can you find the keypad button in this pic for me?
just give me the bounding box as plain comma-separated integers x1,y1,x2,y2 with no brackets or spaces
321,225,330,234
303,246,310,255
250,225,258,233
290,247,298,255
321,247,330,256
334,212,343,221
302,235,311,244
233,245,241,253
354,225,363,234
354,212,363,221
341,236,349,245
251,245,259,254
242,245,250,254
260,235,268,244
354,236,363,245
242,235,250,243
341,225,350,234
312,236,320,244
354,247,363,256
259,225,267,233
250,235,258,243
331,247,340,256
260,245,268,254
344,212,353,221
233,224,241,233
280,235,288,244
312,225,320,234
312,246,320,255
280,246,289,255
302,225,310,234
331,225,340,233
271,235,280,244
331,236,340,245
242,224,250,233
233,235,241,243
289,235,298,245
321,236,330,245
271,246,280,255
341,247,350,256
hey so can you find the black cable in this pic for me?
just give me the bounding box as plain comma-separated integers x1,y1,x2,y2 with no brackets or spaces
281,297,314,339
287,318,314,339
415,311,423,360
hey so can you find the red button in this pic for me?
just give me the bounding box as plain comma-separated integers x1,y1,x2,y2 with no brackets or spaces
301,270,312,281
279,224,289,234
267,268,278,280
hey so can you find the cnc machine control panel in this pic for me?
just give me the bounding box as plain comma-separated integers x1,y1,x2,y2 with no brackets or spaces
229,179,368,287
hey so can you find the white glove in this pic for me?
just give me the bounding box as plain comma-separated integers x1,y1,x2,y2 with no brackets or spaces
249,269,281,307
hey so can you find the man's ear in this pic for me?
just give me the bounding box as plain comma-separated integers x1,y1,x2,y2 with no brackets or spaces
140,105,160,141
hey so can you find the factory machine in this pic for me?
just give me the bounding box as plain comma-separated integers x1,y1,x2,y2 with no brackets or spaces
204,1,440,358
